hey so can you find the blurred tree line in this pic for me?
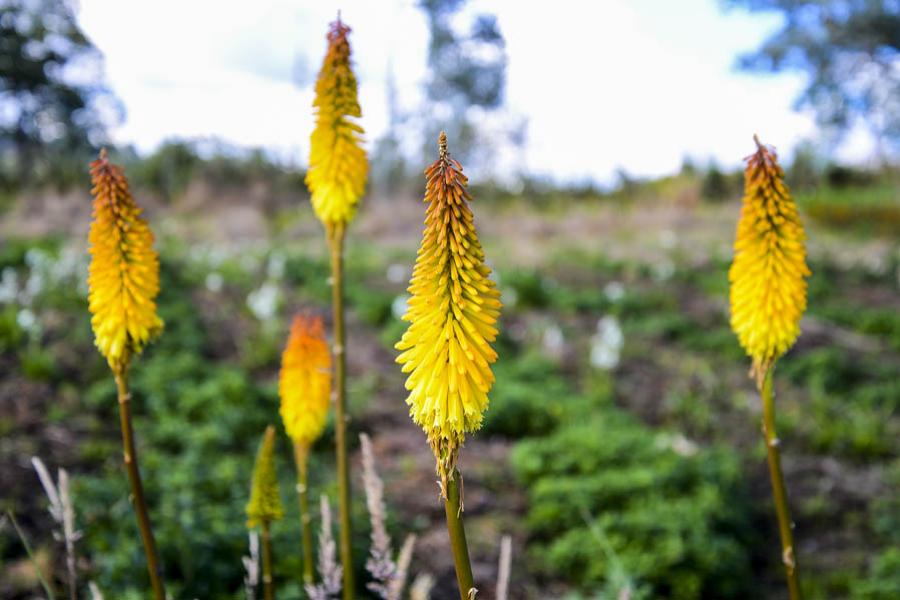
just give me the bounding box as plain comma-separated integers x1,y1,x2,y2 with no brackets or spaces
0,0,120,189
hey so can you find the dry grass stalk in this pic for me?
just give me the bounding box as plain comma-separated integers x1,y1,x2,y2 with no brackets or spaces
88,582,105,600
409,573,435,600
306,496,342,600
242,531,260,600
361,433,421,600
388,534,417,600
360,433,395,598
32,457,80,600
496,535,512,600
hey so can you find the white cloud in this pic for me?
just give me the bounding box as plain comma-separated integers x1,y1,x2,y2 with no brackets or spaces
76,0,872,183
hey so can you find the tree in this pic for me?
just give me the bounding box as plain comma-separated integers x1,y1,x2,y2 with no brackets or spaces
416,0,522,172
0,0,120,186
370,63,409,196
726,0,899,159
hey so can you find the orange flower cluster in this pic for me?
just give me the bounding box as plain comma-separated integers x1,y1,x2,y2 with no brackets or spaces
396,133,502,480
279,315,332,446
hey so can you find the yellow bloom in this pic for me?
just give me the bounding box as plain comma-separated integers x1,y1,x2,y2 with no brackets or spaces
279,315,332,446
729,136,810,379
395,132,501,479
87,149,163,372
246,425,284,528
305,17,368,228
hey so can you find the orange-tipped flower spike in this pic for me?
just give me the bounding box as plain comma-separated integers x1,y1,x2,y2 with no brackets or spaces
305,16,368,229
729,136,810,381
88,149,163,373
279,315,332,446
395,132,502,485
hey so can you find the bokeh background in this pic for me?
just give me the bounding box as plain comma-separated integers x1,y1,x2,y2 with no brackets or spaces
1,0,898,598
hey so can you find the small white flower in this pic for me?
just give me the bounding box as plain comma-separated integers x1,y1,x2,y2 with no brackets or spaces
391,295,409,320
17,308,38,334
23,249,51,298
267,252,286,280
0,268,18,304
25,248,49,270
659,229,678,250
657,433,698,457
542,325,565,358
652,259,675,282
863,254,886,276
603,281,625,303
590,315,623,370
386,264,407,284
247,282,280,321
205,272,224,293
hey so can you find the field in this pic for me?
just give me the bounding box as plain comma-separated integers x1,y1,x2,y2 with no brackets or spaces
1,172,899,599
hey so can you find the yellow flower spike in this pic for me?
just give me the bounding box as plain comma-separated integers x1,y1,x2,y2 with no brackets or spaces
279,314,332,446
306,16,368,229
87,149,163,373
729,135,811,381
246,425,284,528
396,132,502,484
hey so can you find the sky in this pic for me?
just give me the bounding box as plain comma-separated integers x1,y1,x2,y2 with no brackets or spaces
76,0,875,184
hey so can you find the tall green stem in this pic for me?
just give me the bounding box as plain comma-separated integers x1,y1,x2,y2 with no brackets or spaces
443,469,475,600
328,223,354,599
113,369,165,600
294,442,314,585
760,367,803,600
261,521,275,600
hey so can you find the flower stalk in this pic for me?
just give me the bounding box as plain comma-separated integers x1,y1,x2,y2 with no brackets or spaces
87,149,165,599
396,132,501,600
760,368,802,600
294,441,314,585
306,15,368,595
114,367,165,600
328,222,354,598
443,470,475,600
728,136,809,599
261,522,275,600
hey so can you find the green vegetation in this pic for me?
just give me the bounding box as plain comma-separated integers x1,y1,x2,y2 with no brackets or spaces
512,414,751,599
797,182,900,236
1,156,897,598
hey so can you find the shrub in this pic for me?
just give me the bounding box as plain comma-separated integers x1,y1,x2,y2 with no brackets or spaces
501,268,553,309
511,411,753,599
483,353,587,438
853,549,900,600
